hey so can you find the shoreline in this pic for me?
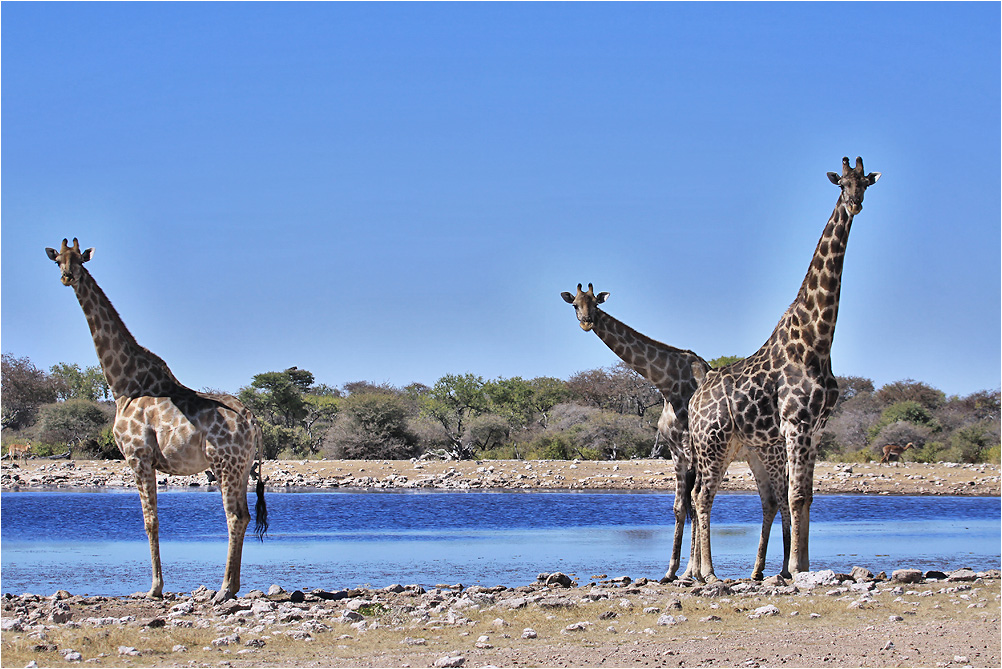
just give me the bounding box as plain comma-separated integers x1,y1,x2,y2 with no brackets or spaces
2,569,998,667
3,458,1000,497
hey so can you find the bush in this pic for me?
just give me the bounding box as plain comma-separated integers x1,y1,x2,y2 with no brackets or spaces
867,401,939,441
828,447,875,463
323,393,418,460
949,421,999,463
37,399,112,448
79,427,123,460
910,440,947,463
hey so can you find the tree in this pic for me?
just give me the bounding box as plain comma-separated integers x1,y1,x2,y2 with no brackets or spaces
708,355,743,369
835,375,875,407
875,380,946,411
50,362,110,402
239,367,337,456
1,354,60,430
324,391,418,460
419,373,490,459
239,369,310,429
526,377,572,428
868,400,939,441
949,422,999,463
820,391,881,454
566,363,661,422
38,399,112,451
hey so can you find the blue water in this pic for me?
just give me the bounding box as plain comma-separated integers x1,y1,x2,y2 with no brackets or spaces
1,490,998,596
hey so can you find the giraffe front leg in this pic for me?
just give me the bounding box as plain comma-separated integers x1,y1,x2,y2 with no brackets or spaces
130,459,164,599
784,426,816,574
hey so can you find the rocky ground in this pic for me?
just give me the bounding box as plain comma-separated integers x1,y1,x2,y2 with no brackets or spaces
1,568,999,668
3,458,1000,496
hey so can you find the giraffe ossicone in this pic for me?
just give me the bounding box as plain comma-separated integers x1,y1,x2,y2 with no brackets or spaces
45,238,267,602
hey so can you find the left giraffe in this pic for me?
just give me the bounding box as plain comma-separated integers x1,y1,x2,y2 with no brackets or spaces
45,238,267,601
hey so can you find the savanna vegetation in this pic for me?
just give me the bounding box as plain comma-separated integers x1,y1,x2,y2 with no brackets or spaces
2,351,999,464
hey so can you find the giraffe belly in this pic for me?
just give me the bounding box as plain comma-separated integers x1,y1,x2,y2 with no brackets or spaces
144,398,212,475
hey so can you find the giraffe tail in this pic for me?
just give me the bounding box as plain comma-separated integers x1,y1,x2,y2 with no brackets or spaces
683,467,697,524
252,425,268,541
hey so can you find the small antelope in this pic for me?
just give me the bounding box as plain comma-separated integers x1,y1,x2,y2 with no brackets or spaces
880,442,914,465
6,443,31,464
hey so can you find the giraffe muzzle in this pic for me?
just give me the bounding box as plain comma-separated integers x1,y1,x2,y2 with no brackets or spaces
580,320,594,332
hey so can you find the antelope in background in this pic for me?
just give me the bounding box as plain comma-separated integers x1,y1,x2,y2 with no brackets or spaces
880,442,914,465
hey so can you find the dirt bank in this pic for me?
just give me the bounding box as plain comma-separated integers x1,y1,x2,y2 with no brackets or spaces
3,459,1000,496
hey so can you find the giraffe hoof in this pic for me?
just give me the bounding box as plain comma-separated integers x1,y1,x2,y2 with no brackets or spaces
751,571,764,581
146,589,163,600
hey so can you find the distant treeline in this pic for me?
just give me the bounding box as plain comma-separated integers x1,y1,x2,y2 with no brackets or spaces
2,352,999,464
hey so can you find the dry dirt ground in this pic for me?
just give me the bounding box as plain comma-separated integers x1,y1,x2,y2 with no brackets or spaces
1,459,999,668
3,459,1000,497
1,571,998,668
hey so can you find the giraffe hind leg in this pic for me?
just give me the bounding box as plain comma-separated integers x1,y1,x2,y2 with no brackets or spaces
213,459,252,602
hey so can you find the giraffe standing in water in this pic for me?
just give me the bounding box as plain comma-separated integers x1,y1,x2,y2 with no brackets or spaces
562,284,790,581
45,238,267,601
688,157,880,581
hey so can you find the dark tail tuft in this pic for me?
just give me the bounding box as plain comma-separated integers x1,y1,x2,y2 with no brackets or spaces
682,467,697,524
253,463,268,541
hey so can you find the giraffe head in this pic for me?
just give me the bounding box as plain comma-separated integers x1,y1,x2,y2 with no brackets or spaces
561,283,610,332
45,238,95,287
827,156,880,215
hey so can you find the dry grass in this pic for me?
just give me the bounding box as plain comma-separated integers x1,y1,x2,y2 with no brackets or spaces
3,580,997,667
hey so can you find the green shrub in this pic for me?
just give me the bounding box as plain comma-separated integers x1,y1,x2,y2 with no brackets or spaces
828,447,874,463
867,400,940,441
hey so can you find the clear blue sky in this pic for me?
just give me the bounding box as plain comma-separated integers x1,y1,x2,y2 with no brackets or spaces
3,3,999,398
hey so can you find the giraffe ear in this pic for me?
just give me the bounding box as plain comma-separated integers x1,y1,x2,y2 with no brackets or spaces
691,360,708,384
81,248,95,262
560,292,575,304
45,247,59,261
866,172,881,185
827,172,840,185
596,292,610,304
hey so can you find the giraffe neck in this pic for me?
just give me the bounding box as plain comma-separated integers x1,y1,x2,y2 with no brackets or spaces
591,310,693,395
777,199,856,360
72,268,185,399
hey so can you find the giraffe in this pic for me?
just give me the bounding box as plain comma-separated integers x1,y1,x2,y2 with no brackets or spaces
561,283,789,581
45,238,267,601
688,157,880,581
880,442,914,465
